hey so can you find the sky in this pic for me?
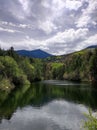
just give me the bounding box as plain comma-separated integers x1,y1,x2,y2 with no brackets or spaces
0,0,97,55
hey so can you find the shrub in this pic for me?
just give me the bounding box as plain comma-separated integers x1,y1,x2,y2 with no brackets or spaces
0,78,14,92
83,109,97,130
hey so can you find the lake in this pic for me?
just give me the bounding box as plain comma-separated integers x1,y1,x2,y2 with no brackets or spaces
0,80,97,130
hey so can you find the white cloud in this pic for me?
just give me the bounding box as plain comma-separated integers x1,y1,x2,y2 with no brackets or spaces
42,0,82,11
14,28,89,54
76,0,97,28
52,0,65,10
41,0,66,22
18,24,32,29
45,28,88,44
84,0,97,15
1,21,8,25
42,28,89,54
65,0,83,10
38,20,57,34
0,21,33,29
0,0,97,55
5,0,31,21
0,27,19,33
75,34,97,51
76,15,91,28
0,40,13,49
18,0,30,13
41,0,65,10
41,0,50,8
82,34,97,47
0,28,96,55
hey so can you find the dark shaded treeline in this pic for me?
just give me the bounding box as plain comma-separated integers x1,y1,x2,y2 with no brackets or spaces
0,47,97,91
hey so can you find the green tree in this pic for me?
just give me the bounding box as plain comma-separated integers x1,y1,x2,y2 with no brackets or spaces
0,56,29,85
33,59,43,81
89,49,97,82
19,58,35,82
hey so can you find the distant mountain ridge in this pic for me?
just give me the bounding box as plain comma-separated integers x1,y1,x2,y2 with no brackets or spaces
16,45,97,59
86,45,97,49
16,49,52,58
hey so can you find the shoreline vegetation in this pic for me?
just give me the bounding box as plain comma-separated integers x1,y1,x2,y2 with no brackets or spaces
0,47,97,92
83,109,97,130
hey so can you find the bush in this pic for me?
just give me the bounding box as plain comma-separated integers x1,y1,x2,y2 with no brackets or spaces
83,109,97,130
0,78,14,92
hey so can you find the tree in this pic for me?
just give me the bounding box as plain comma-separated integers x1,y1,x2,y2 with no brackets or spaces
0,56,29,85
19,58,35,82
89,49,97,82
33,59,43,81
6,47,19,60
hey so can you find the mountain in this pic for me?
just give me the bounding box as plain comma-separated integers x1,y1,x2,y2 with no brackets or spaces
44,45,97,62
86,45,97,49
16,49,52,58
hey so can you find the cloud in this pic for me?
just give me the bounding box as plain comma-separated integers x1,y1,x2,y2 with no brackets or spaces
0,27,20,33
43,28,89,54
46,28,88,44
0,40,12,49
0,28,96,55
0,0,97,55
0,28,89,54
41,0,65,11
76,0,97,28
80,34,97,48
0,21,34,29
42,0,83,11
18,0,29,11
38,20,57,34
65,0,83,11
75,15,91,28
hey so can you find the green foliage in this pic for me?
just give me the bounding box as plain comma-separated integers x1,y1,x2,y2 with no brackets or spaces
83,109,97,130
41,49,97,82
89,49,97,82
19,58,35,82
62,50,93,81
0,78,14,92
33,59,44,81
0,48,45,88
0,56,20,77
0,56,30,86
51,63,64,79
0,47,97,92
0,47,44,90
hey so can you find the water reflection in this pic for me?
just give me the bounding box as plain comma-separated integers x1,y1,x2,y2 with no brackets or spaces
0,100,88,130
0,80,97,130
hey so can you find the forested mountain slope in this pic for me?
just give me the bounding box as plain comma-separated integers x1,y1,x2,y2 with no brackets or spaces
44,48,97,82
0,47,97,92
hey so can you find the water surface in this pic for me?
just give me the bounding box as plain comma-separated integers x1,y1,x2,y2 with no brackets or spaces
0,80,97,130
